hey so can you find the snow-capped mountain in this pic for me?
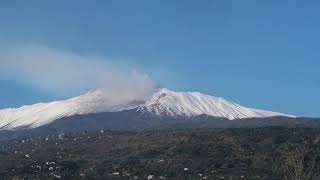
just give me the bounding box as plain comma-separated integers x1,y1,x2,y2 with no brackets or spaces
139,88,293,120
0,89,142,130
0,88,294,130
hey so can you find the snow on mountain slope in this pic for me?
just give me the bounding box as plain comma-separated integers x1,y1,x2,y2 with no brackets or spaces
138,88,295,120
0,88,295,130
0,89,142,130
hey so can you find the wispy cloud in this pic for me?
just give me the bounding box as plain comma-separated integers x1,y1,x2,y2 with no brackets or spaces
0,45,157,102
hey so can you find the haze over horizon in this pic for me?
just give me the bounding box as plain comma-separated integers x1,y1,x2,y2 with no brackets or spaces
0,1,320,118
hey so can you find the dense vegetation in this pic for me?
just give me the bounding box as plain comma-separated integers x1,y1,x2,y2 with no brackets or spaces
1,127,320,179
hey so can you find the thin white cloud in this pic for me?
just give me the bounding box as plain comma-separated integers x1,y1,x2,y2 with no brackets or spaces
0,45,157,103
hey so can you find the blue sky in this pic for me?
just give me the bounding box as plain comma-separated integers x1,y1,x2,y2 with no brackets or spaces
0,0,319,117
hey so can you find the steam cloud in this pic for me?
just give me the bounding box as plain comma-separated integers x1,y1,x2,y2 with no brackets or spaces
0,45,157,103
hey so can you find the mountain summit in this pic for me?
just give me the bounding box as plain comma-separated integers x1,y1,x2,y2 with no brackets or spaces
139,88,293,119
0,88,294,130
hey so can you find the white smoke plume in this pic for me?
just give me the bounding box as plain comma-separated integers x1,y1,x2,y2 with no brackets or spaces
0,45,157,103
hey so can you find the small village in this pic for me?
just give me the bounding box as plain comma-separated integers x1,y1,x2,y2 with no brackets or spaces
0,127,319,179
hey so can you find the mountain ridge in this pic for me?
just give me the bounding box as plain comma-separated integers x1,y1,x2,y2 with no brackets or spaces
0,88,295,130
138,88,294,119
